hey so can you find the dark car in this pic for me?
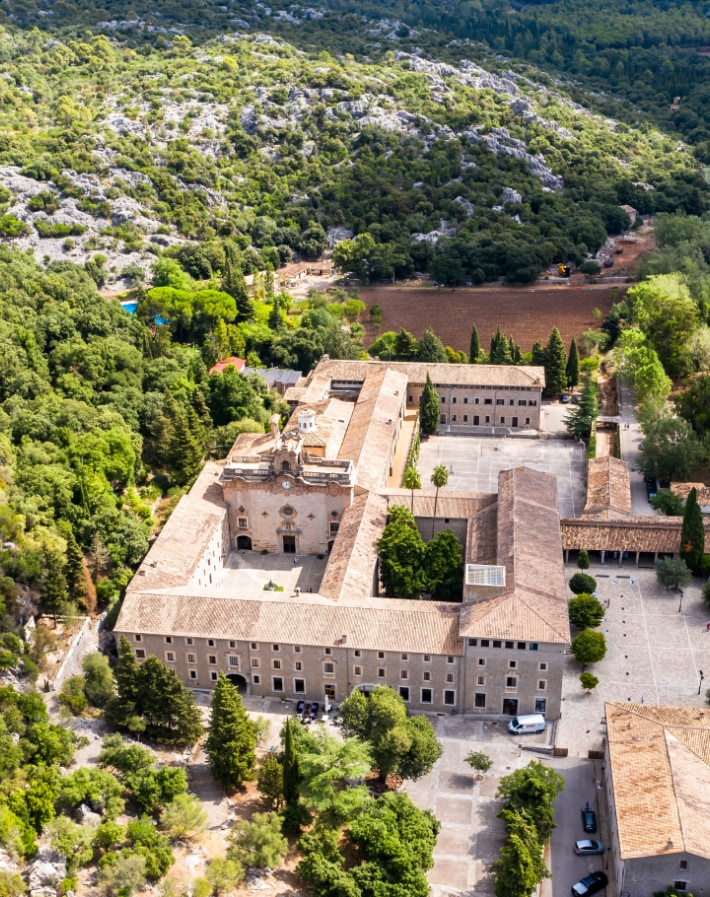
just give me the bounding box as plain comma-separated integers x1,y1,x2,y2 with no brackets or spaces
645,476,657,500
574,839,604,856
571,872,608,896
581,807,597,833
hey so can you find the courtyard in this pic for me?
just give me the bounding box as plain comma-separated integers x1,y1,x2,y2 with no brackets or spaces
417,432,587,518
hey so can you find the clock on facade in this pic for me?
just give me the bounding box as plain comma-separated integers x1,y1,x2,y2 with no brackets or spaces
281,480,291,489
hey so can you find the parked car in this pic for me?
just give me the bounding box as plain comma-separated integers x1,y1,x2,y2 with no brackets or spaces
571,872,608,896
603,258,614,268
581,807,597,833
574,839,605,856
645,476,657,500
562,393,571,403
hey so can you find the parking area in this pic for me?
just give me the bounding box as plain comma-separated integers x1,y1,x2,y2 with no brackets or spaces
417,432,587,518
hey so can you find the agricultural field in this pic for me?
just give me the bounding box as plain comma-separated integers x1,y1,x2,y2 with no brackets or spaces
361,284,625,355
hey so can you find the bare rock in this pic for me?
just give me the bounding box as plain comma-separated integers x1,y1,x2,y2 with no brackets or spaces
75,804,101,828
28,847,67,894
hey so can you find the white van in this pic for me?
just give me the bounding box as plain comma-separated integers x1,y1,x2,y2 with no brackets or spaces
508,714,546,735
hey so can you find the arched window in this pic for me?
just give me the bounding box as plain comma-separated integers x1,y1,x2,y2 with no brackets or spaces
281,460,290,471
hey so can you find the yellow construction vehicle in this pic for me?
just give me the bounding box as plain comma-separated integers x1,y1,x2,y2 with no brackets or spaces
558,263,571,277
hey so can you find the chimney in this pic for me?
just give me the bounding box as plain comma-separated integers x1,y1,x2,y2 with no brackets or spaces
298,408,316,434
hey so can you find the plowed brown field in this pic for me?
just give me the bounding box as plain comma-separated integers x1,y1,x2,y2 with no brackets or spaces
361,283,626,354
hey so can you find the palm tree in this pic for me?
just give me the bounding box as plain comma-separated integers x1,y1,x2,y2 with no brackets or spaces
402,466,421,514
430,464,449,539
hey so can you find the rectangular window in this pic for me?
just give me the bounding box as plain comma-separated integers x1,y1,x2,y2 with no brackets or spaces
401,653,408,661
468,639,477,647
509,399,514,406
475,693,486,709
323,662,335,676
237,516,248,528
294,678,305,694
253,674,261,684
165,636,172,644
399,686,410,702
506,676,517,689
377,668,386,678
500,417,505,424
251,658,260,668
452,397,457,404
463,397,468,404
134,634,142,642
421,688,433,704
378,651,385,659
187,653,196,664
186,638,194,646
272,659,281,670
518,400,527,406
272,677,284,692
272,644,280,652
229,640,236,649
210,671,218,681
517,642,526,650
408,395,412,403
529,400,537,407
208,639,215,647
354,665,362,676
529,643,538,651
165,652,175,663
509,660,517,669
135,649,146,659
538,680,547,691
474,397,479,404
446,673,454,683
324,648,332,656
295,661,302,672
423,671,431,681
679,861,688,871
452,415,457,422
189,669,197,680
674,885,687,894
228,656,239,668
294,645,302,653
423,654,431,662
478,658,486,667
447,656,454,664
401,670,409,680
525,418,530,425
444,690,455,706
463,415,468,422
493,640,501,648
535,698,547,714
505,641,514,649
539,662,548,671
485,415,490,423
480,639,490,647
251,642,257,650
329,522,340,534
477,675,485,686
209,655,217,665
484,398,492,405
441,396,446,403
496,399,504,405
354,650,361,657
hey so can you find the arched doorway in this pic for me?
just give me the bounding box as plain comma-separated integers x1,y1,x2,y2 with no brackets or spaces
236,535,252,550
227,674,247,694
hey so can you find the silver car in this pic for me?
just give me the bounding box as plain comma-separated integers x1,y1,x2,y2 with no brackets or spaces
574,839,604,856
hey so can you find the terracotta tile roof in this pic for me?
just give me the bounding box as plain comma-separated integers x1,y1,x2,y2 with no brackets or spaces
209,356,245,375
124,462,227,593
606,703,710,861
459,468,569,644
320,492,389,603
337,368,408,493
559,517,710,553
115,591,463,655
672,482,710,505
582,457,633,519
285,359,545,404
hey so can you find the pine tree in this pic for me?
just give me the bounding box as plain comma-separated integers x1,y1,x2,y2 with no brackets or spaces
419,373,440,437
544,327,567,396
680,486,705,574
65,530,85,605
489,326,511,364
469,325,480,364
564,374,598,439
566,337,580,389
169,406,204,486
281,718,300,807
394,328,418,360
531,341,546,367
205,673,257,791
222,242,253,321
417,327,447,363
105,635,141,733
268,294,285,333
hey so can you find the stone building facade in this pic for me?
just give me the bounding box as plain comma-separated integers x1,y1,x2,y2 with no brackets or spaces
116,359,569,718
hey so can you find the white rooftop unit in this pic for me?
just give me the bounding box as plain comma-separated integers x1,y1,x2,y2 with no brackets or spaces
465,565,506,588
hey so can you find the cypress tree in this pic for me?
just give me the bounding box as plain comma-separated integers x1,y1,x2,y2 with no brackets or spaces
394,328,418,360
205,673,257,791
41,547,68,624
489,326,511,364
65,530,85,605
105,635,141,732
566,337,580,388
222,242,253,321
170,406,203,486
531,340,546,367
544,327,567,396
469,324,480,363
281,717,300,807
680,487,705,574
268,294,285,332
419,372,440,436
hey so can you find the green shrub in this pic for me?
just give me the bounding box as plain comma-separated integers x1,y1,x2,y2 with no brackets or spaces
35,221,87,238
0,215,29,237
569,573,597,594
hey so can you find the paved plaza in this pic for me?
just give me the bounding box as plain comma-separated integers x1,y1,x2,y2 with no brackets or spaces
418,432,587,518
